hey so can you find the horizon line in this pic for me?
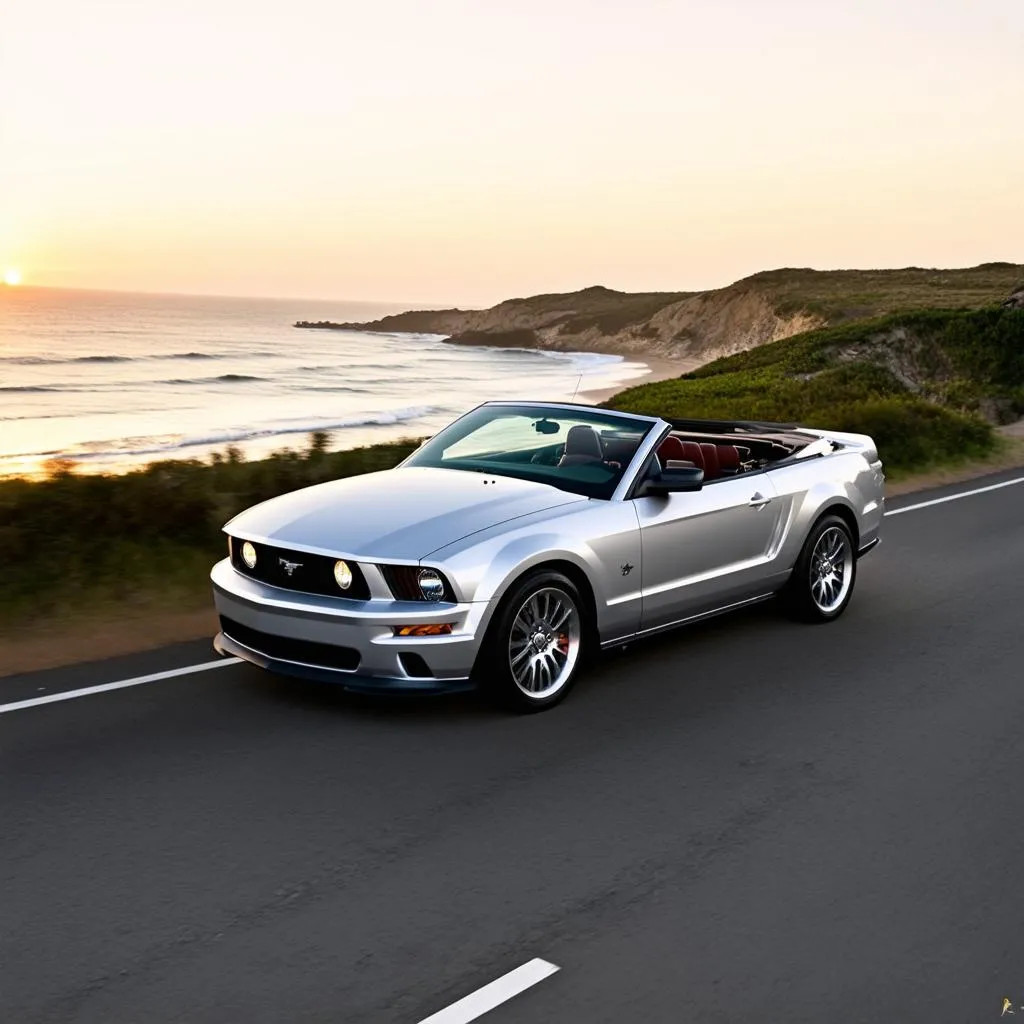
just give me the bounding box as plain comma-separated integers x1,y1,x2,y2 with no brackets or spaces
3,257,1021,310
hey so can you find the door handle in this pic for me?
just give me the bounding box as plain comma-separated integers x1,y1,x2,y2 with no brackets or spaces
748,492,772,509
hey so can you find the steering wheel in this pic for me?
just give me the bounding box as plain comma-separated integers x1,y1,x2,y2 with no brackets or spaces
530,444,563,466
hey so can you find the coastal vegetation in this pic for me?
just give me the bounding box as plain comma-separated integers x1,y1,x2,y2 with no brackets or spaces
604,304,1024,473
0,436,420,628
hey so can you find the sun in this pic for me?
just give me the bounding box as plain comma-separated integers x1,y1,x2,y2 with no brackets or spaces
3,268,22,287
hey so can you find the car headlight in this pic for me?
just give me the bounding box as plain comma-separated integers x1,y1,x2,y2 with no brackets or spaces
241,541,257,569
333,559,353,590
417,568,445,602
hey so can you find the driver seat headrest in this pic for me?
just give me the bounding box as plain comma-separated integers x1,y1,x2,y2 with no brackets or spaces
558,424,604,466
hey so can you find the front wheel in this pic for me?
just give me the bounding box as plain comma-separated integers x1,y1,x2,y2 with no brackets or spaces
781,514,857,622
474,570,587,712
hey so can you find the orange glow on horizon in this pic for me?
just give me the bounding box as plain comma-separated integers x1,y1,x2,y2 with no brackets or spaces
2,1,1022,303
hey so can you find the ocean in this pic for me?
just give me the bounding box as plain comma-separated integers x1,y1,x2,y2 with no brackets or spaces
0,287,651,478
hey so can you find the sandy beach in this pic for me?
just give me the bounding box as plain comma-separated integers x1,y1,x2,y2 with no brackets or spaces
579,354,700,405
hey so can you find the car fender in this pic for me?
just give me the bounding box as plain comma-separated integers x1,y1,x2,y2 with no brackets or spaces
429,497,643,643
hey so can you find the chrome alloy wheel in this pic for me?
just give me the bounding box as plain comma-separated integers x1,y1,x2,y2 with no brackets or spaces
507,586,582,698
810,525,854,614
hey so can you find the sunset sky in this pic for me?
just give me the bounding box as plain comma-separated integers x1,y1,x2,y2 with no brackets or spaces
2,0,1022,305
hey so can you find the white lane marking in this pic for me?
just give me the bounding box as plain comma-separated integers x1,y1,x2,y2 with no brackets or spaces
416,959,560,1024
884,474,1024,517
0,658,240,715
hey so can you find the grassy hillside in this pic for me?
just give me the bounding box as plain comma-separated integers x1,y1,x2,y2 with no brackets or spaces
605,305,1024,473
736,263,1024,321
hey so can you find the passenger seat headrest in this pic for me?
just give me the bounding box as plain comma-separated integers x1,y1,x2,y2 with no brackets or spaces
657,436,686,462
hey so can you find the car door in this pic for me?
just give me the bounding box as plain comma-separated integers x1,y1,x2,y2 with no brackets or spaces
633,472,786,631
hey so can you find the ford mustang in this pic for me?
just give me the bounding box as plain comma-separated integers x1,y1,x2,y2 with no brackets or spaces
211,400,884,711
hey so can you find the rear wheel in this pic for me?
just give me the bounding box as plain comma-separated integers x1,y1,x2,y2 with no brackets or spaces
782,514,857,622
475,569,587,712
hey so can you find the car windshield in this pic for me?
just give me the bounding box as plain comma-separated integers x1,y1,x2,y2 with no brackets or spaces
403,403,656,499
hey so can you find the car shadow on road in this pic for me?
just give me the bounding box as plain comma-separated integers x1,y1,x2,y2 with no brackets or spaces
240,598,795,724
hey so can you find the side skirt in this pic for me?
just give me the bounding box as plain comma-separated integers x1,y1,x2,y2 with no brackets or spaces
599,592,777,650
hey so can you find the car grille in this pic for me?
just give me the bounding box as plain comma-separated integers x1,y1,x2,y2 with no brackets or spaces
228,537,371,600
220,616,361,671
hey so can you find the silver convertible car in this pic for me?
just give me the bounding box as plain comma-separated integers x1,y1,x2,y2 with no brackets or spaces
211,401,884,711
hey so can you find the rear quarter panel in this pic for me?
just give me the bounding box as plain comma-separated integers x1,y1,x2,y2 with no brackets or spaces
765,447,885,576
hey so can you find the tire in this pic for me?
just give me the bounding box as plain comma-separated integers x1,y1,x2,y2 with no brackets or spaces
474,569,589,712
781,513,857,623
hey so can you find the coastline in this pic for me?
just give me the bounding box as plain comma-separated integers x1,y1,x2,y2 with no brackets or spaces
577,354,695,405
0,339,689,481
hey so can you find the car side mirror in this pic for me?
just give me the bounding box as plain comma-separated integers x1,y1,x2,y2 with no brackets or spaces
636,460,704,496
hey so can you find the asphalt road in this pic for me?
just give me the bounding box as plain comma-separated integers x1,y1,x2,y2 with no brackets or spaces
3,470,1024,1023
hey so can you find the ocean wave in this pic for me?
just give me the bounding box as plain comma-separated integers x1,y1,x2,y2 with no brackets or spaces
0,373,269,394
0,410,123,423
24,406,440,462
370,331,452,343
0,350,250,366
519,348,624,369
158,373,268,385
293,362,406,373
159,350,280,361
0,354,135,365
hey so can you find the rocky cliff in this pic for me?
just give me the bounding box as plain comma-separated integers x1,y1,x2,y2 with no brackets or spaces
296,264,1024,368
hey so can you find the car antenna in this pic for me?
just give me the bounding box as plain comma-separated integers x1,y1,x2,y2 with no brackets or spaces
570,373,583,403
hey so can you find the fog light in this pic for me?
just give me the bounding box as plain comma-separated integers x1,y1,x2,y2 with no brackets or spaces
393,623,454,637
333,559,353,590
241,541,257,568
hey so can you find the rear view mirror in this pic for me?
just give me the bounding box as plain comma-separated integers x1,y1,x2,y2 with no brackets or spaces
637,460,704,496
534,418,561,435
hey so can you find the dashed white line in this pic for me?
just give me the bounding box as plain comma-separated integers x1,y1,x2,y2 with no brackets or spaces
416,959,560,1024
0,658,240,715
885,474,1024,517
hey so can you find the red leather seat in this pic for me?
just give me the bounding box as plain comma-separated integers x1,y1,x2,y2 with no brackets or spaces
680,441,704,468
716,444,741,474
657,436,686,462
699,443,720,479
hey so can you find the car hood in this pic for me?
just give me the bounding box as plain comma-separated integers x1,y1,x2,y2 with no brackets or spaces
224,465,587,561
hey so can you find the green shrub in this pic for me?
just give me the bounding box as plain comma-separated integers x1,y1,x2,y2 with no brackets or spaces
0,436,421,621
825,398,993,472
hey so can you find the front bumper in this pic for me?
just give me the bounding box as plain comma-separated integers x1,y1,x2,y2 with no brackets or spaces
210,558,484,694
857,536,881,558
